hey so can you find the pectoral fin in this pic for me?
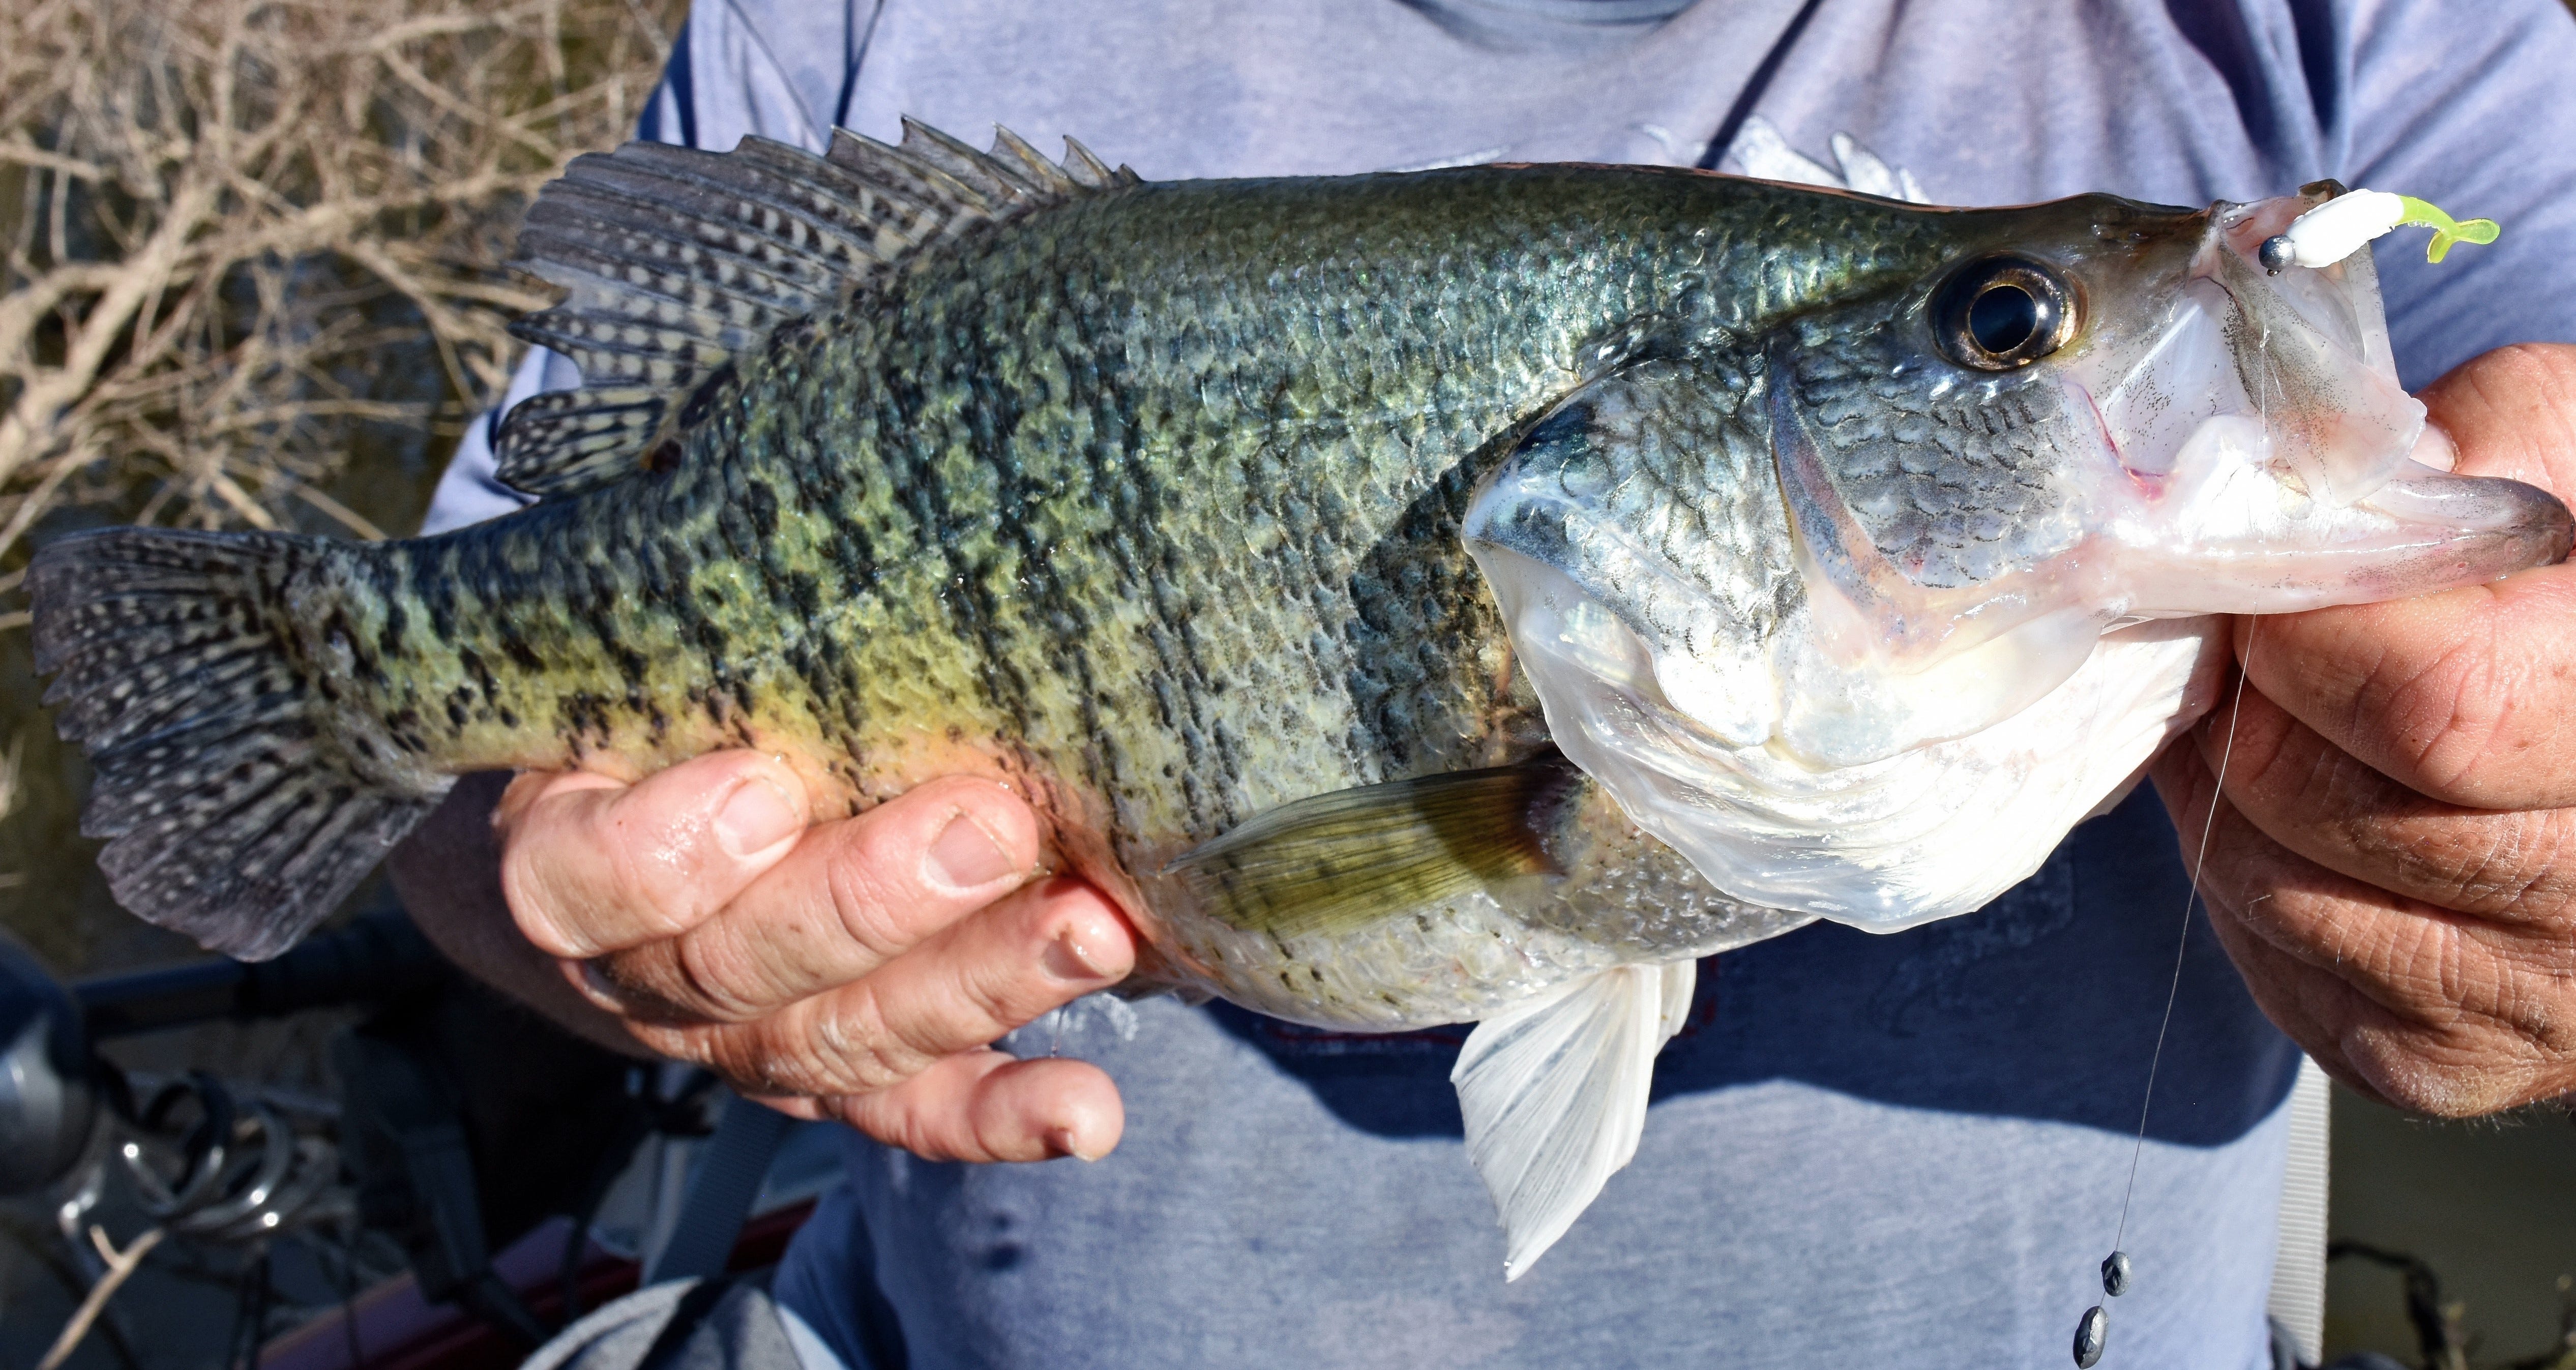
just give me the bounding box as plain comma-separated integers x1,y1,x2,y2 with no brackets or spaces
1161,751,1582,940
1454,959,1698,1280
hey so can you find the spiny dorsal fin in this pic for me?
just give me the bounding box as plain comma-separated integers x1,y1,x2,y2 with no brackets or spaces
498,122,1142,499
1162,752,1584,941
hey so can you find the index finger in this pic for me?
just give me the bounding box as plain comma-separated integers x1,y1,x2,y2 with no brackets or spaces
2244,344,2576,811
495,750,813,959
588,775,1058,1022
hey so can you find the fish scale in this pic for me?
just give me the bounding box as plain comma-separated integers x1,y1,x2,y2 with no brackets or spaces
32,125,2569,1280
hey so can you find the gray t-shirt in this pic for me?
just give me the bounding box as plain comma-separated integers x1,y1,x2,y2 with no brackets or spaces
422,3,2576,1366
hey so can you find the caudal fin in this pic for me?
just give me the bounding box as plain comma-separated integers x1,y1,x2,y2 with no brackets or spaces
27,527,449,960
1453,959,1698,1280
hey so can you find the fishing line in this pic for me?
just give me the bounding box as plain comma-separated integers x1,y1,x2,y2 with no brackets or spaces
2112,318,2277,1240
2070,618,2260,1369
2072,312,2277,1368
2112,615,2257,1256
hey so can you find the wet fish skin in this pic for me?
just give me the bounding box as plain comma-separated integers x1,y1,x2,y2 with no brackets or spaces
261,167,1996,1008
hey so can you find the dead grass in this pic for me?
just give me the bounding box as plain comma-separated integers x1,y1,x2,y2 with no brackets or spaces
0,739,18,890
0,0,680,623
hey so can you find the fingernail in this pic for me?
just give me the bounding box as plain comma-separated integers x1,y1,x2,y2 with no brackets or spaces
1046,1126,1102,1163
1043,929,1112,984
715,778,801,859
926,813,1015,890
578,959,629,1011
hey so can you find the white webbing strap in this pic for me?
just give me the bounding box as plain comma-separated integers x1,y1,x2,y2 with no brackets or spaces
2267,1055,2333,1364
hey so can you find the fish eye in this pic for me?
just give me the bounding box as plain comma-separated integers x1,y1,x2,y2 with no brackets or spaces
1933,256,2076,371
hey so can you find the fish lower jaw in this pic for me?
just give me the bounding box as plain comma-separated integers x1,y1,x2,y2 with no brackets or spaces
2100,460,2574,614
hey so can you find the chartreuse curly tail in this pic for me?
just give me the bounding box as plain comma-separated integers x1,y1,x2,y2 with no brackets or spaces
2265,188,2502,273
2394,195,2500,263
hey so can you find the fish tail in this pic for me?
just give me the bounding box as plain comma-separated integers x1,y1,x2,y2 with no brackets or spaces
27,527,452,960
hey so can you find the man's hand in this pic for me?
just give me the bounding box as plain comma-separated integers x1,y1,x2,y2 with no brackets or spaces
2151,343,2576,1117
402,754,1140,1162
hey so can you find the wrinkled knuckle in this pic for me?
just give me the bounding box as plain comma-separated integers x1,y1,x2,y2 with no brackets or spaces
2530,815,2576,913
2488,958,2576,1056
695,1021,837,1098
2429,921,2476,1007
963,950,1061,1035
2223,703,2302,791
2432,830,2509,906
2445,819,2554,912
665,932,783,1023
790,993,926,1095
2506,1000,2576,1059
820,849,922,956
846,999,949,1085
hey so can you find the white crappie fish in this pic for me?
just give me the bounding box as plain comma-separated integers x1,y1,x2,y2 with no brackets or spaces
26,125,2569,1276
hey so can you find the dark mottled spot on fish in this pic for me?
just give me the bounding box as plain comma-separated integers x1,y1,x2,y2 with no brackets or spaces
678,363,736,431
456,647,496,703
784,571,822,622
742,480,780,541
610,642,649,689
497,626,543,675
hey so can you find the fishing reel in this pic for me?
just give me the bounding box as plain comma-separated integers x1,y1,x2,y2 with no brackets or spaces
0,908,446,1234
0,930,99,1197
7,905,682,1352
7,936,339,1246
48,1071,350,1247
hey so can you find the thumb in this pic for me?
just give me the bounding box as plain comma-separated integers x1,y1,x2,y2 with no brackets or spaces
496,750,813,959
2416,343,2576,498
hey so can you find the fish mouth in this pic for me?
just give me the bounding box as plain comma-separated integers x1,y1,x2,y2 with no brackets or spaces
1741,184,2570,762
2072,189,2573,615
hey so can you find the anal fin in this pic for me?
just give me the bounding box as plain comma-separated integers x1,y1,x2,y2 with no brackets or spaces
1453,959,1698,1280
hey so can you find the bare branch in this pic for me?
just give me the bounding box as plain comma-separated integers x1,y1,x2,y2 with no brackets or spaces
0,0,680,582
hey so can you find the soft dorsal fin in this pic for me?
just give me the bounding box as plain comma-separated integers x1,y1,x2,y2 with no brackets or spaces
497,120,1139,498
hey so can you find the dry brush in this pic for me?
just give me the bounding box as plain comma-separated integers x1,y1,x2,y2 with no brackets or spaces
0,0,682,629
